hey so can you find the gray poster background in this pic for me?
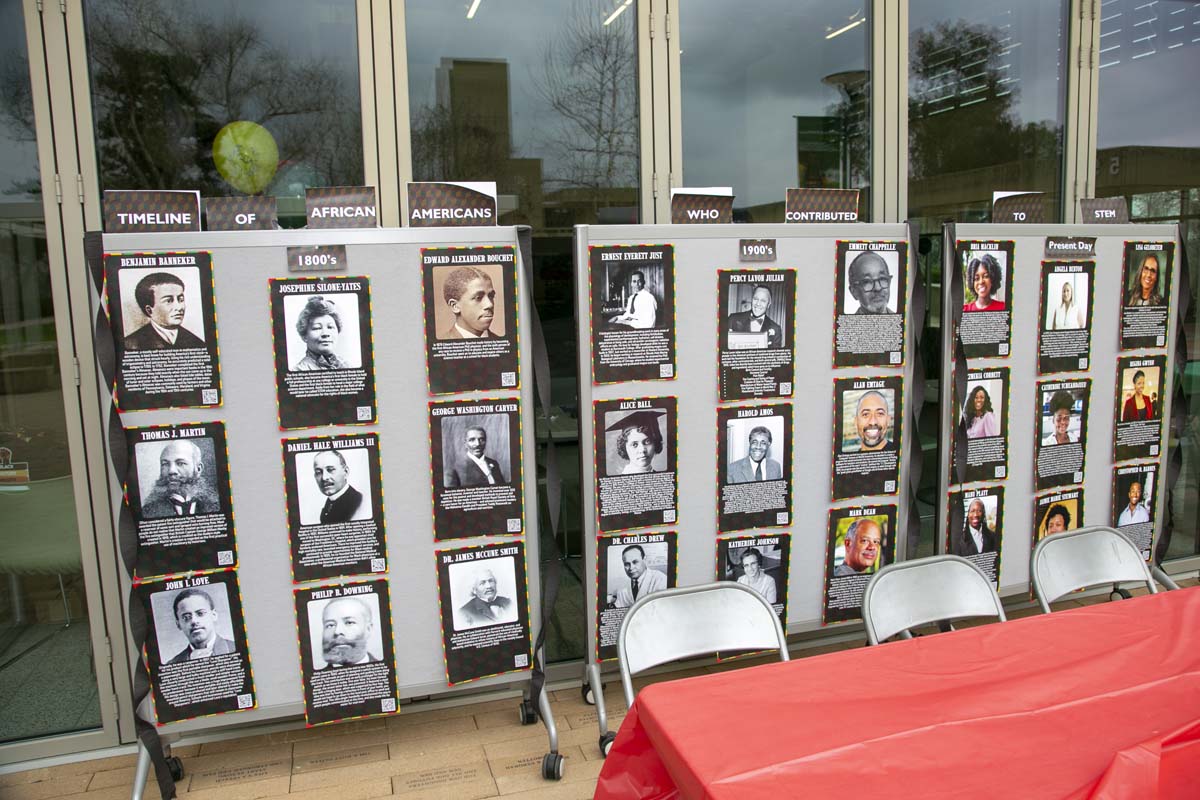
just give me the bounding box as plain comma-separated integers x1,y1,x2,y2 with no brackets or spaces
939,223,1180,597
95,227,540,730
575,223,916,663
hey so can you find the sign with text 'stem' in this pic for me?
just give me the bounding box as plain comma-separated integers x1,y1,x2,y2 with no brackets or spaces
104,190,201,233
104,251,221,412
408,182,498,227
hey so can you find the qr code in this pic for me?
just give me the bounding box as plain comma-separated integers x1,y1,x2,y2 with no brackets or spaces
998,344,1009,355
201,388,218,404
506,518,522,532
217,550,234,566
357,406,373,421
236,693,254,709
776,512,789,525
889,352,901,364
501,371,516,387
1150,445,1160,456
1157,336,1166,346
1078,358,1089,369
884,480,896,492
514,653,529,668
663,510,676,523
660,363,674,378
1073,472,1083,483
780,382,792,395
381,698,397,713
995,466,1006,478
371,558,386,572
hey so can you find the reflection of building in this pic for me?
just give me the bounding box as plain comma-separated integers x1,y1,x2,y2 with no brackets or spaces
1095,147,1200,202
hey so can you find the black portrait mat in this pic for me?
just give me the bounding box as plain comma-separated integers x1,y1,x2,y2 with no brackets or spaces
428,398,524,540
269,276,377,430
293,579,398,726
589,244,677,384
1034,378,1091,491
830,376,903,501
823,505,897,624
1119,241,1174,350
125,422,235,579
421,246,520,395
716,403,793,532
832,240,908,368
435,541,532,686
1111,462,1159,561
717,269,796,401
945,486,1004,585
281,433,387,583
1113,355,1167,463
139,569,255,725
956,240,1015,359
104,251,221,412
950,367,1011,485
593,396,679,532
1037,261,1095,374
595,532,678,662
1033,488,1085,546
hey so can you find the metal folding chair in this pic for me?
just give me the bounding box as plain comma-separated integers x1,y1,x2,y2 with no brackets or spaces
617,582,788,708
1030,525,1157,613
862,555,1006,645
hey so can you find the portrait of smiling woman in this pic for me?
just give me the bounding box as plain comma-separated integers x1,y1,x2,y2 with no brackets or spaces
292,295,345,370
963,253,1006,312
605,408,667,476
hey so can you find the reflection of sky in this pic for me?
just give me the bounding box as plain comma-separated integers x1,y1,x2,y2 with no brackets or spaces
0,1,39,202
1097,0,1200,149
680,0,869,207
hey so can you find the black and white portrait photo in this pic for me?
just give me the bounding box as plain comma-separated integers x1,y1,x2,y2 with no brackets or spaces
842,248,900,315
718,269,796,401
604,540,670,609
717,535,789,613
284,292,362,371
833,241,907,368
450,556,521,631
594,398,679,532
134,436,220,520
723,279,789,349
295,446,374,526
717,404,792,531
725,414,786,484
440,413,512,489
118,267,206,349
603,407,669,477
306,592,385,669
150,581,237,666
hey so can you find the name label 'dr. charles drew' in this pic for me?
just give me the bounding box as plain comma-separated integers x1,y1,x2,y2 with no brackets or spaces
408,182,498,227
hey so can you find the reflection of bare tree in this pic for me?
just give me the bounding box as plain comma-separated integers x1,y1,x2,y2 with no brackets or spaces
535,0,638,200
79,0,361,193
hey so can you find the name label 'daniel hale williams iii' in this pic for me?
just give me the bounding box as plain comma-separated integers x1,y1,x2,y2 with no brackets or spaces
670,187,733,224
305,187,378,229
408,181,498,227
784,188,859,222
104,190,201,233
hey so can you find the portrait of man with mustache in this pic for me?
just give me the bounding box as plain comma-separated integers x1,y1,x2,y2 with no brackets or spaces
140,439,220,519
306,449,369,525
165,587,236,664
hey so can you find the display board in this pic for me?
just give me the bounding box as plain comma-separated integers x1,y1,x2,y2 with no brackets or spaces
937,223,1181,596
574,223,918,699
88,227,545,735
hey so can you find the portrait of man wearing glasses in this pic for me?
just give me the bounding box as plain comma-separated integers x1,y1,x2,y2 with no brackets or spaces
847,251,895,314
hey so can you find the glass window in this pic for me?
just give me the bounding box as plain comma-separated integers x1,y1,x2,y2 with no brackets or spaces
83,0,364,226
1096,0,1200,564
679,0,871,221
907,1,1069,554
406,0,642,663
0,0,101,743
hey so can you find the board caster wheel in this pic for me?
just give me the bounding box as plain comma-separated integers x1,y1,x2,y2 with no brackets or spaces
542,752,565,780
518,698,538,725
600,731,616,757
581,682,595,705
166,756,185,781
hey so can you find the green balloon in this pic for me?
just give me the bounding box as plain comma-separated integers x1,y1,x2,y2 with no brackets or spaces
213,121,279,195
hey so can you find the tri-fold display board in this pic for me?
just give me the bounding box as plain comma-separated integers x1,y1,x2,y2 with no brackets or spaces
87,227,548,736
937,223,1182,595
573,222,920,740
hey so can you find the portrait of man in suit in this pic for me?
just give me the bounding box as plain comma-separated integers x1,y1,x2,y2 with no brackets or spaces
952,498,999,557
441,266,498,339
139,439,220,519
165,587,236,664
124,271,205,350
728,425,783,484
445,425,506,488
725,285,784,348
609,544,669,608
455,565,517,629
309,449,367,525
317,597,380,669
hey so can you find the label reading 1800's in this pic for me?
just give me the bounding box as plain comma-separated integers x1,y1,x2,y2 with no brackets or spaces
288,245,348,273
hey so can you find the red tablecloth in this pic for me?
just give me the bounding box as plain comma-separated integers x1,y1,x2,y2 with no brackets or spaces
595,588,1200,800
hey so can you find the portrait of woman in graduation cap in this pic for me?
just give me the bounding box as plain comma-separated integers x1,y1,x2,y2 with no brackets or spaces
606,408,668,476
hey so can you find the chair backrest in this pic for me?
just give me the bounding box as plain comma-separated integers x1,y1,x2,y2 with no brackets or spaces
617,582,788,707
1031,525,1156,612
862,555,1005,644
